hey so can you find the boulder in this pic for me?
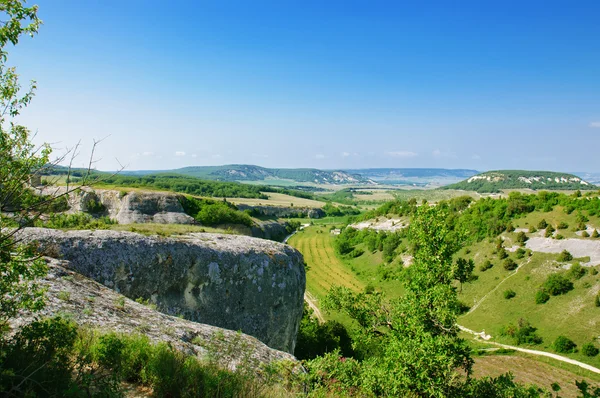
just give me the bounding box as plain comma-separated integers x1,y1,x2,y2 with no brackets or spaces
10,258,299,372
17,228,306,353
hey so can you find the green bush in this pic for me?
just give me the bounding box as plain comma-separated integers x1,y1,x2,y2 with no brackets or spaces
543,274,574,296
582,231,590,238
557,222,569,230
479,260,494,272
516,232,528,245
503,290,516,299
503,258,517,271
557,250,573,262
294,304,354,360
537,219,548,229
552,336,577,353
581,342,599,357
592,229,599,238
545,225,555,237
535,290,550,304
595,294,600,307
500,319,543,345
567,263,586,280
515,248,526,259
528,225,537,233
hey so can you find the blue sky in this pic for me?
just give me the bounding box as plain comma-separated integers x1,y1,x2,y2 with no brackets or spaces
11,0,600,171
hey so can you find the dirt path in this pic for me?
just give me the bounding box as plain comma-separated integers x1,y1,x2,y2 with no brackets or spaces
459,325,600,375
304,291,325,323
467,257,531,314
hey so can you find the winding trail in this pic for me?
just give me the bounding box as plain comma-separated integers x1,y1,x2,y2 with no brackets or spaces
467,257,531,314
304,291,325,323
459,325,600,375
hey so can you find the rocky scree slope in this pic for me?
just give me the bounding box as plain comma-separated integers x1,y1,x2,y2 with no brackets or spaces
17,228,306,353
11,258,298,373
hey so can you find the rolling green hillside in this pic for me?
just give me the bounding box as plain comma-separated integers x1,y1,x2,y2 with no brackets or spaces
299,192,600,370
445,170,597,193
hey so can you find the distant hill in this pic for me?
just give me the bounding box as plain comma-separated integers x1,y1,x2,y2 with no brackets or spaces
170,165,372,184
444,170,597,193
122,166,480,186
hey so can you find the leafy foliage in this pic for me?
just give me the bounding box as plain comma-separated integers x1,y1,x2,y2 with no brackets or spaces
179,196,253,227
323,206,474,397
294,304,354,360
552,335,577,353
543,273,574,296
500,319,543,345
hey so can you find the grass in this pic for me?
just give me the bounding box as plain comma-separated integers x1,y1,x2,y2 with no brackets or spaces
288,226,364,301
109,223,251,237
458,240,600,368
472,353,600,397
290,218,600,386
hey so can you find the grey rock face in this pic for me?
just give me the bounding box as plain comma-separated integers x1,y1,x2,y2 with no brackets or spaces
115,191,194,224
236,204,325,219
18,228,306,353
11,259,299,372
37,187,195,225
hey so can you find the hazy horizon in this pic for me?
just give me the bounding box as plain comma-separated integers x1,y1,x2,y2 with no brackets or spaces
11,1,600,172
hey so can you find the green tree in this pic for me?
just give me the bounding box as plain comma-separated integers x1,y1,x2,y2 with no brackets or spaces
0,0,46,331
324,206,473,397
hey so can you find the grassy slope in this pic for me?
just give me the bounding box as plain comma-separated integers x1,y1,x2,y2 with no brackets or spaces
455,206,600,367
288,217,600,388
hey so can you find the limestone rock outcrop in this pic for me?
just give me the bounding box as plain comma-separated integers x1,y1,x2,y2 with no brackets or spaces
37,187,195,225
18,228,306,353
11,259,299,372
236,204,325,219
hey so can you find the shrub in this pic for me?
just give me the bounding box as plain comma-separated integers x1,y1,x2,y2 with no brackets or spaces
528,225,537,233
535,290,550,304
567,263,586,280
595,294,600,307
545,225,555,237
537,219,548,229
503,258,517,271
591,267,599,276
503,290,516,299
581,343,599,357
557,222,569,230
557,250,573,262
552,336,577,353
515,248,526,259
498,248,508,260
479,260,493,272
501,319,543,345
582,231,590,237
592,229,599,238
555,234,565,240
515,231,528,246
543,274,574,296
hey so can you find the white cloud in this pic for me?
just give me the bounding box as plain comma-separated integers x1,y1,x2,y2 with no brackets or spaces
341,152,350,157
315,154,326,159
212,154,222,159
590,122,600,128
191,154,197,158
432,149,457,159
386,150,418,158
175,151,186,157
472,154,481,160
142,151,154,156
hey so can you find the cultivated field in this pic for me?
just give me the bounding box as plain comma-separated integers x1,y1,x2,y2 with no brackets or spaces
226,192,325,208
287,226,363,301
